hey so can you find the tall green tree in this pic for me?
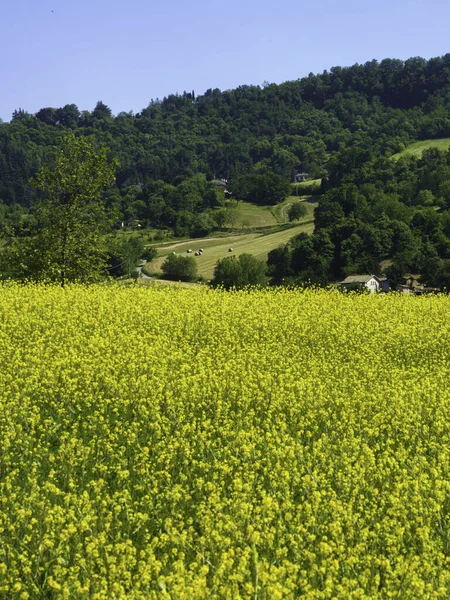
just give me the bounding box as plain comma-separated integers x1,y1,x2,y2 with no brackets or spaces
161,254,198,282
212,253,268,289
107,236,147,277
287,202,307,221
27,134,118,286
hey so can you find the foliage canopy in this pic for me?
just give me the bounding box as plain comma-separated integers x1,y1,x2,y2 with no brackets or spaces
8,134,118,286
161,253,198,282
212,253,268,289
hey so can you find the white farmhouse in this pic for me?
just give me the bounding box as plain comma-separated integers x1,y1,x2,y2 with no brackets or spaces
340,274,381,293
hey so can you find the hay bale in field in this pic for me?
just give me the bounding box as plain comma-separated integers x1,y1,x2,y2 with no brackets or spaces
187,249,193,253
228,247,233,252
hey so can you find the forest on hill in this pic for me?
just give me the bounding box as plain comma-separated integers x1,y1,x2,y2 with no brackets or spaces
3,54,450,286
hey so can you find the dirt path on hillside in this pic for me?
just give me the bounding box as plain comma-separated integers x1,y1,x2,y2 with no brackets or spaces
157,235,239,250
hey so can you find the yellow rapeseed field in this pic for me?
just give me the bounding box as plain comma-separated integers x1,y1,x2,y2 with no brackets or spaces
1,283,450,599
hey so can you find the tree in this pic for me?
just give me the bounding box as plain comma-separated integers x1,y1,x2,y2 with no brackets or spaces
287,202,307,221
36,107,58,125
27,134,117,286
414,189,435,207
92,101,112,120
419,241,442,287
55,104,80,128
161,254,198,282
267,245,293,284
107,236,146,277
436,258,450,290
224,201,241,228
191,212,215,237
385,260,407,289
142,246,157,262
228,172,291,205
212,253,268,289
212,208,228,229
314,200,345,230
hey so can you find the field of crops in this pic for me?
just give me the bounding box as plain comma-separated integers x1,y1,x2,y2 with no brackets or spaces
1,283,450,598
147,222,315,279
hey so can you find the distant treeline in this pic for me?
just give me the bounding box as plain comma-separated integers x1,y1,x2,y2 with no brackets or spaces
3,55,450,283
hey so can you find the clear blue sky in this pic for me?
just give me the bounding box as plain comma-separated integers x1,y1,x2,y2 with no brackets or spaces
1,0,449,122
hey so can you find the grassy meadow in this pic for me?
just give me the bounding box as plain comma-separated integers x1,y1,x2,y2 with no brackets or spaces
213,198,317,229
271,197,318,224
232,201,279,227
391,138,450,160
145,221,315,279
292,179,322,191
1,283,450,598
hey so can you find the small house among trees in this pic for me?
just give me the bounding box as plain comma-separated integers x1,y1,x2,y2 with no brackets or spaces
294,172,309,182
340,275,381,293
396,276,441,294
211,179,228,188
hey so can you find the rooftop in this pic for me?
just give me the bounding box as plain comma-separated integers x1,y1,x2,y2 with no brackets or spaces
340,275,379,284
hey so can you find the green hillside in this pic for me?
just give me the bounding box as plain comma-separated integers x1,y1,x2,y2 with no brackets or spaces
4,55,450,286
145,222,314,279
292,178,322,191
391,138,450,160
275,197,318,223
234,198,317,228
233,201,278,227
4,54,450,235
